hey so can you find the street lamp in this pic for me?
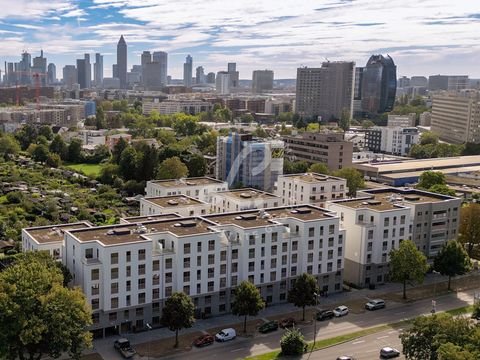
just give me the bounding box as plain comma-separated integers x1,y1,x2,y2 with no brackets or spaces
313,292,319,345
146,322,152,360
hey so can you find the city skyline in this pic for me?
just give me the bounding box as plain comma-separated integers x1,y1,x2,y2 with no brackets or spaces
0,0,479,79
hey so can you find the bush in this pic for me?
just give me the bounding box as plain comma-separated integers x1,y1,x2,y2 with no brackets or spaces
6,191,23,204
280,328,307,356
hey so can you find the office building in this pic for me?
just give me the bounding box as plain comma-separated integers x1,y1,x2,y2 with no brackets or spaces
365,126,419,156
419,112,432,126
141,51,151,68
140,195,210,217
429,75,469,91
206,72,216,84
196,66,205,84
216,72,231,95
431,91,480,144
94,53,103,87
32,50,47,86
410,76,428,87
143,62,163,90
145,177,228,201
142,99,213,116
295,62,355,120
275,173,348,207
117,35,127,89
387,113,416,127
152,51,168,87
227,63,239,88
211,189,281,213
183,55,193,87
103,77,120,89
361,55,397,115
18,51,31,85
398,76,410,88
252,70,274,93
353,67,364,117
216,133,284,191
76,54,91,89
23,204,344,336
283,131,353,171
62,65,77,88
47,63,56,84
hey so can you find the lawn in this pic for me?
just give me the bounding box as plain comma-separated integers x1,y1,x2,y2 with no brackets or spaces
66,163,103,178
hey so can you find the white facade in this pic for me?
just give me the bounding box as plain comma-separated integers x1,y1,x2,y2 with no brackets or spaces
216,72,231,95
79,130,107,147
142,99,213,115
275,173,348,207
211,188,281,213
140,195,210,217
145,177,228,202
387,113,416,127
379,126,419,156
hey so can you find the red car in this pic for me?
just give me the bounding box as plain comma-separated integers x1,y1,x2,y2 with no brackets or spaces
279,317,296,328
193,334,214,347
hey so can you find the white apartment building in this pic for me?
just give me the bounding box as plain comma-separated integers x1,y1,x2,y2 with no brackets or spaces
140,195,210,217
145,177,228,202
387,113,416,127
24,205,343,337
358,188,461,257
275,173,348,207
119,213,182,225
366,126,419,156
22,222,93,260
142,99,213,115
327,196,411,288
211,188,281,213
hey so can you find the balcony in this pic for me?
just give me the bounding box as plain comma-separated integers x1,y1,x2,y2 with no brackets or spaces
83,257,102,265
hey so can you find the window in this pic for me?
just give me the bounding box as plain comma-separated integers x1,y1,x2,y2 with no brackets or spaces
292,241,298,251
308,240,314,250
271,232,278,242
271,245,277,255
291,254,297,263
232,249,238,260
183,271,190,282
221,250,227,261
111,297,119,309
309,227,315,237
231,262,238,273
111,268,119,279
91,284,99,295
208,254,215,265
329,224,335,234
220,264,227,274
249,248,255,259
197,241,202,252
138,278,146,289
271,258,277,268
282,242,288,252
165,286,172,297
308,253,314,263
111,253,118,265
152,260,159,271
91,269,99,281
184,257,190,268
184,244,191,254
328,250,333,260
91,298,99,310
368,230,373,239
138,264,145,275
384,217,389,226
248,261,255,272
400,215,406,225
136,307,144,316
138,293,146,304
165,272,172,283
328,237,334,247
109,312,117,322
208,240,215,251
111,282,119,294
208,268,215,278
383,229,389,239
165,258,172,269
138,249,146,260
183,286,190,295
249,235,255,245
152,274,159,286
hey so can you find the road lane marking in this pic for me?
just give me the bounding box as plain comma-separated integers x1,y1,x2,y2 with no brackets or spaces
352,340,365,345
377,335,389,340
231,348,246,352
388,330,398,334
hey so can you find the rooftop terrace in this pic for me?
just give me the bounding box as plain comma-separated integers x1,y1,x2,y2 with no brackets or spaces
143,195,207,208
215,188,280,201
280,173,345,183
26,222,92,244
148,177,225,188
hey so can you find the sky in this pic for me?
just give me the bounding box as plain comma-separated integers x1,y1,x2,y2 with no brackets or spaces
0,0,479,80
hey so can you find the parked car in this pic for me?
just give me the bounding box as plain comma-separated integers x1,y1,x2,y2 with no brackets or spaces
279,317,296,328
114,338,136,359
380,347,401,358
316,309,335,321
193,334,214,347
259,320,279,333
336,356,356,360
333,305,349,317
215,328,236,342
365,299,386,311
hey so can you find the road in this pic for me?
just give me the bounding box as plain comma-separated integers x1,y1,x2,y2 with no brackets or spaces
160,290,472,360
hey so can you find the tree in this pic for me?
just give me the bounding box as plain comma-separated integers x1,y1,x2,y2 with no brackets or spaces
156,156,189,180
118,147,138,181
49,135,68,160
0,134,20,160
32,144,50,163
183,153,207,177
389,240,428,299
231,281,265,333
420,131,439,145
417,171,446,190
361,120,375,129
160,292,195,348
308,163,329,175
112,138,129,164
67,139,83,163
283,159,309,174
458,203,480,257
434,241,471,291
333,167,364,197
287,273,319,321
46,153,61,168
95,106,106,130
38,125,53,141
339,108,350,131
0,252,92,360
428,184,456,196
280,328,307,356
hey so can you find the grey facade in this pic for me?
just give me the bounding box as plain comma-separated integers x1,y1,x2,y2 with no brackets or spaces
252,70,274,93
94,53,103,87
117,35,127,89
183,55,193,87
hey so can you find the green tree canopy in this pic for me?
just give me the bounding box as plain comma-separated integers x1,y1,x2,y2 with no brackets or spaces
32,144,50,163
284,159,309,174
0,252,92,360
49,135,68,160
67,138,83,163
118,146,138,181
308,163,330,175
333,167,364,197
38,125,53,141
231,281,265,333
280,328,307,356
361,120,375,129
160,292,195,348
156,156,189,180
434,240,471,290
0,134,20,160
389,240,428,299
428,184,456,196
420,131,439,145
458,203,480,257
287,273,320,321
417,171,446,190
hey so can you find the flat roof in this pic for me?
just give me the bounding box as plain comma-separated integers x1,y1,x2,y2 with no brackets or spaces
26,222,92,244
214,188,280,201
121,213,182,223
279,173,345,183
331,195,407,211
148,177,225,188
361,188,451,203
143,195,207,208
69,218,217,246
205,205,334,228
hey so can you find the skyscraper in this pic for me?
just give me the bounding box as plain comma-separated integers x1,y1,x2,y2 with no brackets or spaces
19,51,31,85
152,51,168,86
76,54,91,89
227,62,239,88
94,53,103,87
62,65,77,88
252,70,274,93
216,71,230,94
295,61,355,120
47,63,56,84
32,50,47,86
196,66,205,84
183,55,192,87
117,35,127,89
361,54,397,115
206,72,216,84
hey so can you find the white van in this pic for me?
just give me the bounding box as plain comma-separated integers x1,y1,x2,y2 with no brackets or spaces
215,328,236,342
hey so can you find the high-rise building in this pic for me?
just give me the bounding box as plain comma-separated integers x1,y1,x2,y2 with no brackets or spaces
353,67,364,117
62,65,77,88
117,35,127,89
410,76,428,87
141,51,151,68
361,54,397,115
216,133,284,191
398,76,410,88
152,51,168,86
227,62,239,88
206,72,215,84
94,53,103,87
183,55,193,87
143,62,163,89
112,64,118,79
47,63,56,84
19,51,31,85
216,71,230,94
32,50,47,86
295,61,355,120
196,66,205,84
76,54,91,89
252,70,274,93
431,91,480,144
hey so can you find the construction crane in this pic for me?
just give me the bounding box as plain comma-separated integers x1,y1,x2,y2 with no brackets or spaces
11,71,47,108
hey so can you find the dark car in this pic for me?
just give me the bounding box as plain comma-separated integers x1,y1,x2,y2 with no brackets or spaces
316,309,334,321
193,334,214,347
279,317,296,328
380,347,401,358
259,320,279,333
